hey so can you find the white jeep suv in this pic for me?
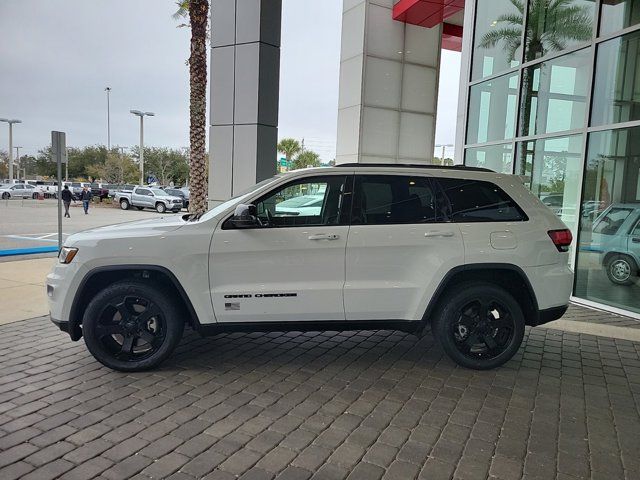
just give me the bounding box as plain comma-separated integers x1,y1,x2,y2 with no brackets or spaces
47,164,573,371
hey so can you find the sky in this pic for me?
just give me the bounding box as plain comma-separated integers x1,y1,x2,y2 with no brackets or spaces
0,0,460,163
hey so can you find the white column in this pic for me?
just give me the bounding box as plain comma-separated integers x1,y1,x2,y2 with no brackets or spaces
209,0,281,208
336,0,441,165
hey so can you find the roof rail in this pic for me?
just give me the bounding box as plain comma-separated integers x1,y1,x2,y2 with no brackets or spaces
334,163,494,173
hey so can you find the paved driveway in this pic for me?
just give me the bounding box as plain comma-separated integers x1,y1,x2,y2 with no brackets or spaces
1,312,639,480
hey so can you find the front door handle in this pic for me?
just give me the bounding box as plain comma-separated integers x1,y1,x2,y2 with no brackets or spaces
632,237,640,243
308,234,340,241
424,231,455,238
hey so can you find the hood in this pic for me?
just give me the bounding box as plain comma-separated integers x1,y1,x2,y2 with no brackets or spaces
66,215,187,246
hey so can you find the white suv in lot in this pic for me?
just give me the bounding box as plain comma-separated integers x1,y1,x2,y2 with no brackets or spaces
47,165,573,371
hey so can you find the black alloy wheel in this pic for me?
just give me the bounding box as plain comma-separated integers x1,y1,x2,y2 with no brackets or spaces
83,281,183,371
434,283,525,370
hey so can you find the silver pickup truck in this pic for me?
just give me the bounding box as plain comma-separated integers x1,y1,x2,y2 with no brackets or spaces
115,186,183,213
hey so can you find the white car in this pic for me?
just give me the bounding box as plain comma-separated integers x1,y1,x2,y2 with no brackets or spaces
0,183,38,199
47,164,573,371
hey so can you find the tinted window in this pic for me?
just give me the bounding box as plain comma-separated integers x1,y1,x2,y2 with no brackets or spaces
352,175,436,225
137,188,151,196
253,176,347,227
436,178,526,222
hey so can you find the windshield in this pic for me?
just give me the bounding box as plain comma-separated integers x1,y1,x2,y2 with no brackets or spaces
198,174,283,222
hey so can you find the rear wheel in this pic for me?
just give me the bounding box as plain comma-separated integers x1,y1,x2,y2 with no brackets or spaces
2,192,9,199
606,254,637,286
120,199,130,210
433,283,525,370
156,202,166,213
82,281,184,371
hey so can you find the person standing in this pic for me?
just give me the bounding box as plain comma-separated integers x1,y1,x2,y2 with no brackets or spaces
61,185,74,218
80,186,92,214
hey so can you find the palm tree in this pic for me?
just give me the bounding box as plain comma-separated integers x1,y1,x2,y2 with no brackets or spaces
478,0,593,64
173,0,209,216
277,138,302,170
478,0,593,173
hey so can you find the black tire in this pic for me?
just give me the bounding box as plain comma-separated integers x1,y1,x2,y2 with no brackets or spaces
605,254,637,286
120,199,130,210
433,282,525,370
156,202,166,214
82,281,184,371
2,192,9,199
136,206,144,211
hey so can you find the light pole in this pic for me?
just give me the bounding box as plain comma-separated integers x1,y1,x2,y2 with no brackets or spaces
435,144,454,165
105,87,111,150
14,146,22,180
130,110,154,185
0,118,22,182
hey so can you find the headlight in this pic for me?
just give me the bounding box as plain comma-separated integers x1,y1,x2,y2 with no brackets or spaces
59,247,78,264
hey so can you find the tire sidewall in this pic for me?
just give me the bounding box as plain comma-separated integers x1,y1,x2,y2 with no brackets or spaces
606,255,636,286
83,281,184,371
156,203,166,213
433,283,525,370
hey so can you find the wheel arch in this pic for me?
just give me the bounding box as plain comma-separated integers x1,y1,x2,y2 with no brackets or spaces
603,251,639,269
68,265,201,341
422,263,540,327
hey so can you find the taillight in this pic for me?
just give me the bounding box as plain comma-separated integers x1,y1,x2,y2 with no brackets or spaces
548,229,572,252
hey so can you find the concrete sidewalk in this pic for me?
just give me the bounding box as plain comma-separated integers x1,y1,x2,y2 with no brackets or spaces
0,257,55,325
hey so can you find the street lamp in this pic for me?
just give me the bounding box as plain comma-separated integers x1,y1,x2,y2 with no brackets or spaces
130,110,154,185
435,143,454,165
105,87,112,150
0,118,22,182
14,146,22,180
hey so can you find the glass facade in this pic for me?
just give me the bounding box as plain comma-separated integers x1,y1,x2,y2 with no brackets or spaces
463,0,640,317
471,0,523,80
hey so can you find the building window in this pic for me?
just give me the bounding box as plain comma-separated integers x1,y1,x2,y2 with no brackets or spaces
471,0,523,80
519,48,590,137
516,134,583,252
524,0,594,62
465,143,514,173
591,30,640,127
600,0,640,36
574,126,640,314
467,72,518,145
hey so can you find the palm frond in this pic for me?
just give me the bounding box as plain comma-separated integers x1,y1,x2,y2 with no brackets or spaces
478,28,521,49
494,13,524,27
172,0,189,21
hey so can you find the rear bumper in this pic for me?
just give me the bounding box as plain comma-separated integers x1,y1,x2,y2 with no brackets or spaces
533,305,568,326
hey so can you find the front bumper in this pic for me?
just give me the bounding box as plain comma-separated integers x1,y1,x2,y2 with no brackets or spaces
50,315,70,333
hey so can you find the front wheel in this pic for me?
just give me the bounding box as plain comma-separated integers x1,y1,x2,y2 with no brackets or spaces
156,202,166,213
433,283,525,370
606,255,637,286
82,281,184,371
120,199,130,210
2,192,9,199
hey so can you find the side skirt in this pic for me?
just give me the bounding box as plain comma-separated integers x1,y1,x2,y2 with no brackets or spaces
195,320,423,337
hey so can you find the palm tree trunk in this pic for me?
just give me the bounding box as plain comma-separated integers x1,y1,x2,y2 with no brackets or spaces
188,0,209,214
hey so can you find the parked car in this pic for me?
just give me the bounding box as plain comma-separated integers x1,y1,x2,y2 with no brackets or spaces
69,182,90,199
90,183,109,200
115,186,183,213
0,183,38,199
48,164,573,372
586,203,640,286
163,188,189,210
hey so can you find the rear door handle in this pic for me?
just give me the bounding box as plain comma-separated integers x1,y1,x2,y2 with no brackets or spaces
308,234,340,241
424,231,455,238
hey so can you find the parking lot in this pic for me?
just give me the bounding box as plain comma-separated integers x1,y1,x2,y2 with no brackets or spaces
0,306,638,480
0,199,164,257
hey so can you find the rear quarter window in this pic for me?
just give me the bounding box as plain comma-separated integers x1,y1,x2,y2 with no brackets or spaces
436,177,527,222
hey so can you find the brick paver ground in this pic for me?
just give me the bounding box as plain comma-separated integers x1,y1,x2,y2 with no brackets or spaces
0,307,639,480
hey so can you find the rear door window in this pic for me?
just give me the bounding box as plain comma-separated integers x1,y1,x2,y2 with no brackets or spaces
434,177,527,222
351,175,436,225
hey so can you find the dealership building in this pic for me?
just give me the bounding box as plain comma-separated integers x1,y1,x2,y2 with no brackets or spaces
208,0,640,319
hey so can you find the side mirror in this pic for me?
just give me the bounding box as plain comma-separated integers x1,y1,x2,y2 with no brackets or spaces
230,204,260,228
